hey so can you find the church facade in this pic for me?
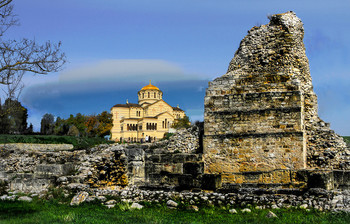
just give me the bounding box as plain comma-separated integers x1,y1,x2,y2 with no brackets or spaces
110,81,186,142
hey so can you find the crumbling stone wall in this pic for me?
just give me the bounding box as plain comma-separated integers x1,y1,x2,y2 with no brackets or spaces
0,144,128,193
204,11,349,183
0,128,203,193
167,127,200,153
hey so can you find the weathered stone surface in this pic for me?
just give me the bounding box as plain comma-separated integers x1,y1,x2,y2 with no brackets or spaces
166,199,178,208
229,208,237,214
70,191,89,206
17,196,32,202
266,211,278,218
242,208,251,213
167,127,200,153
105,199,117,205
300,204,308,209
203,11,349,183
131,202,144,210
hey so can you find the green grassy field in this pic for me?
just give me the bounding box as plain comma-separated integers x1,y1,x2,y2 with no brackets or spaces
1,199,350,224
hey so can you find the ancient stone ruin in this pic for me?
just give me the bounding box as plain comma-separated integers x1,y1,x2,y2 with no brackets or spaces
204,11,350,185
1,11,350,211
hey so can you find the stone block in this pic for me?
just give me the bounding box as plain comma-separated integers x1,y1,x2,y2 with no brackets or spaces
307,171,334,190
124,147,144,161
36,163,75,176
146,154,160,163
333,171,350,190
177,174,196,190
10,175,52,193
184,154,201,162
172,154,186,163
159,154,173,163
183,162,204,176
201,174,222,190
147,173,182,186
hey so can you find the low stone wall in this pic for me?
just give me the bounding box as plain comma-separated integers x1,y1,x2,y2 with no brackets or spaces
88,187,350,212
0,143,74,151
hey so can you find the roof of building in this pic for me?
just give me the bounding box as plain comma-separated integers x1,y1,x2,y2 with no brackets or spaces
140,80,160,91
112,103,142,108
156,111,175,118
120,117,143,122
172,107,184,112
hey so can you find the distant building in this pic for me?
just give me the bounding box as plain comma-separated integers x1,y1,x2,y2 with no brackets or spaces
110,81,186,142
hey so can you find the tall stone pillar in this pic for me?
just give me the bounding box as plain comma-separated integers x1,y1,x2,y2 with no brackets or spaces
204,12,348,184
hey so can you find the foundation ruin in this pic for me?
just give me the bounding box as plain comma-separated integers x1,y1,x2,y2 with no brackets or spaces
203,11,350,185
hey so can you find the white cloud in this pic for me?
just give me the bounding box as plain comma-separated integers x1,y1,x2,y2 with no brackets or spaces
60,59,200,83
21,59,210,102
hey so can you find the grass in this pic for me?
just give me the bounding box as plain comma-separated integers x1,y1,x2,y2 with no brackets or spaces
0,135,113,149
1,199,350,224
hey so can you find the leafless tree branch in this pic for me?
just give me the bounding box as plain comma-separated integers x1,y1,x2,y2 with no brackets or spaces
0,0,66,102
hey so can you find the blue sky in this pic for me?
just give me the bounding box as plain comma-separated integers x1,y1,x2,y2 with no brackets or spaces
2,0,350,135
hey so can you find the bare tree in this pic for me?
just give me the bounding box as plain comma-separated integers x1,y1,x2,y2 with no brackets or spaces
0,0,66,101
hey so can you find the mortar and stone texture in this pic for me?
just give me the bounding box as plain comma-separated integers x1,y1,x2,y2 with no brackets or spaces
203,11,350,184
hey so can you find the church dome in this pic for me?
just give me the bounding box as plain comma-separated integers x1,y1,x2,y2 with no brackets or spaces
140,80,160,91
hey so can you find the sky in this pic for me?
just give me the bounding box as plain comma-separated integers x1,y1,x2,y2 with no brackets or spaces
2,0,350,135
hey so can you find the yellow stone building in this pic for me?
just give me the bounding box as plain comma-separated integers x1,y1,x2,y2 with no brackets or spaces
110,81,186,142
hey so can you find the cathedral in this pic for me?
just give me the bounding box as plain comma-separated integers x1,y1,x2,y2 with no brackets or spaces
110,81,186,142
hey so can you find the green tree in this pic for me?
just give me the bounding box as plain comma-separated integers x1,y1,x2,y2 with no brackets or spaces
40,113,55,135
53,116,69,135
97,111,112,137
172,116,191,129
67,125,79,137
66,113,87,136
26,123,33,134
0,99,27,134
85,115,98,137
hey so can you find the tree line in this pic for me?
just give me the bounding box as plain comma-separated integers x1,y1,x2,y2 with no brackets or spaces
40,112,112,137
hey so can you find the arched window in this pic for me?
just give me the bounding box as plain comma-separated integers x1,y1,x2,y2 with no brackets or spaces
165,119,167,128
148,92,150,98
154,92,156,98
142,93,144,98
162,121,164,128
